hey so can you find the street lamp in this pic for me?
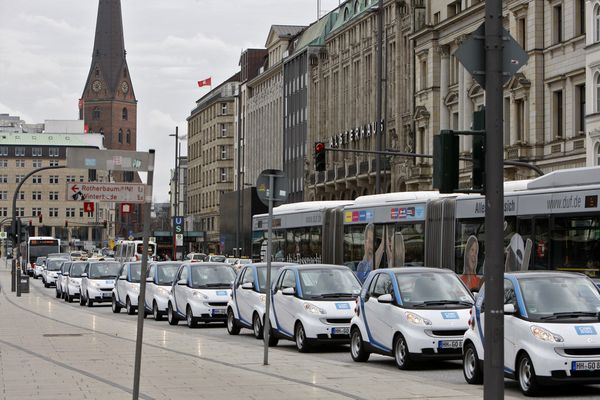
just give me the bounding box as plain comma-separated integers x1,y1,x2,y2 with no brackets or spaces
169,127,179,260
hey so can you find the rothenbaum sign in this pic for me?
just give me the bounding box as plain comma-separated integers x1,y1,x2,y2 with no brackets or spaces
66,182,147,203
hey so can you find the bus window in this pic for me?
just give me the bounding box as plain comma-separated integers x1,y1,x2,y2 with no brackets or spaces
551,216,600,277
532,218,550,270
455,219,485,275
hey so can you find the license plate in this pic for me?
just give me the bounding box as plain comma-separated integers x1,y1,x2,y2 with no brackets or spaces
105,280,114,284
572,360,600,371
438,340,462,349
102,293,111,298
332,327,350,335
211,309,226,316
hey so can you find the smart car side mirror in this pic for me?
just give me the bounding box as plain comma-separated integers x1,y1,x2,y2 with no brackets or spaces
503,303,516,315
241,282,254,290
81,273,88,278
377,293,393,304
177,279,187,286
282,287,295,296
63,272,69,277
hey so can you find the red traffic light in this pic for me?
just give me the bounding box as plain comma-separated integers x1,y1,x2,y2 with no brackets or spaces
315,142,325,153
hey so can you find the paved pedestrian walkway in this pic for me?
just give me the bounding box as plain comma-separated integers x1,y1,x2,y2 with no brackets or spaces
0,268,501,400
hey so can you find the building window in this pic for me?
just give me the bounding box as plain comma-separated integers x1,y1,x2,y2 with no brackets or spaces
16,159,25,168
0,147,6,156
49,160,59,167
220,168,227,182
221,103,227,115
32,159,42,168
16,208,24,217
50,176,59,184
15,147,25,157
32,147,42,157
126,129,131,144
596,143,600,165
122,107,128,120
32,207,42,217
517,17,526,49
576,0,585,35
32,192,42,201
93,107,100,120
0,191,7,200
80,208,84,218
515,99,525,142
118,129,123,143
79,176,84,182
49,208,59,218
221,145,227,160
14,175,23,183
221,124,227,137
595,5,600,42
553,4,563,44
18,192,24,201
0,208,7,217
49,192,59,201
576,84,586,135
433,12,440,25
420,58,427,90
0,160,6,167
553,90,564,138
32,175,42,184
49,147,59,157
66,208,75,218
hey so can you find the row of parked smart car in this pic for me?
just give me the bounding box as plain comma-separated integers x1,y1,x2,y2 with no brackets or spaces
36,255,600,396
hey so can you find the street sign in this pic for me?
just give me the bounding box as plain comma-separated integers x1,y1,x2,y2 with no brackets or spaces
128,236,134,241
121,203,132,214
173,216,184,234
108,239,115,249
454,23,528,87
0,232,6,239
256,169,289,207
66,148,154,172
83,202,95,213
175,234,183,246
66,182,146,203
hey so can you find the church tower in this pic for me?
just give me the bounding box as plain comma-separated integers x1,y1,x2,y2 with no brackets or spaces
80,0,141,237
80,0,136,155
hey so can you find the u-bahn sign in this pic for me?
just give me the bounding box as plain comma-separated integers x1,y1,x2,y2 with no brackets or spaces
66,182,146,203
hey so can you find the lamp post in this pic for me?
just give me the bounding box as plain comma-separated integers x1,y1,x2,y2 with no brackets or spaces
169,127,179,260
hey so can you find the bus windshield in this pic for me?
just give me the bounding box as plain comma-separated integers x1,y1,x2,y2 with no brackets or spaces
28,240,60,263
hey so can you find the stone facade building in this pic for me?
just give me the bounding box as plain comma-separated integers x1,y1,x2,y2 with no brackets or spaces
413,0,587,187
187,75,239,253
586,0,600,167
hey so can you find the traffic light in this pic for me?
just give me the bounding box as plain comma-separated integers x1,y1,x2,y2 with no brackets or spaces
472,109,486,191
433,130,459,194
64,220,69,228
38,213,43,224
315,142,326,172
103,220,107,229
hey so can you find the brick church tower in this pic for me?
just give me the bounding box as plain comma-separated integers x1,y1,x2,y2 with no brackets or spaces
80,0,141,237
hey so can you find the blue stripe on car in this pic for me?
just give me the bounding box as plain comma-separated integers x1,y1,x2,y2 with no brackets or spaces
360,272,392,353
507,275,528,318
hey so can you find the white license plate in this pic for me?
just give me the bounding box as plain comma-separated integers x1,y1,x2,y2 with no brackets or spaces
438,340,462,349
102,292,111,298
332,327,350,335
211,309,226,316
573,360,600,371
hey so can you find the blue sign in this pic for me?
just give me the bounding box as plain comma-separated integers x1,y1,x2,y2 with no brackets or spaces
575,326,597,335
441,312,459,320
216,290,228,296
335,303,351,310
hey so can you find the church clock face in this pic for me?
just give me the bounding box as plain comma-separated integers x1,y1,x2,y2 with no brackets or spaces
121,81,129,93
92,80,102,92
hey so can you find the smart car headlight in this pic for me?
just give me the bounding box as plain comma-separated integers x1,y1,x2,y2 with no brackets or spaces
304,302,326,315
193,291,209,299
530,325,563,343
405,311,432,326
259,294,266,303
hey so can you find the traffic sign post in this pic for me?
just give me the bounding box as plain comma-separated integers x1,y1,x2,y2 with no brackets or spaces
172,216,184,260
256,169,288,366
66,182,146,203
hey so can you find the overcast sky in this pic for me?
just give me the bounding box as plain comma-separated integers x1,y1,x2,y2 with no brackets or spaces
0,0,340,202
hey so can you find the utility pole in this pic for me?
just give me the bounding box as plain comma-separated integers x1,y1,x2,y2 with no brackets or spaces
375,0,384,194
236,85,242,258
169,127,179,260
484,0,504,398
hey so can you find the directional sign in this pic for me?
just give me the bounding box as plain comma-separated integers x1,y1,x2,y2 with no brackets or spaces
256,169,289,207
121,203,132,214
454,23,528,87
66,148,153,172
175,234,184,246
173,216,184,234
83,202,95,213
0,232,6,239
66,182,147,203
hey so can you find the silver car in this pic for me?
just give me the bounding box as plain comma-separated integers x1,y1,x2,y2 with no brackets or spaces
80,261,121,307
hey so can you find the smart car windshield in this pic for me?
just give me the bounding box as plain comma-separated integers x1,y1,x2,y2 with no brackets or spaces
190,265,235,289
69,262,87,277
256,266,285,292
46,259,64,271
298,268,362,300
519,275,600,321
88,262,121,279
396,272,473,308
128,262,142,283
157,263,180,285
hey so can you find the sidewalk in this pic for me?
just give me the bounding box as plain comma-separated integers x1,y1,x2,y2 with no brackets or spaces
0,269,494,400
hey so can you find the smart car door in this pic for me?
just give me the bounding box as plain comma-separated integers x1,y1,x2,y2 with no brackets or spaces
172,266,189,315
503,279,518,369
273,270,296,336
117,264,128,303
144,264,156,310
364,273,394,350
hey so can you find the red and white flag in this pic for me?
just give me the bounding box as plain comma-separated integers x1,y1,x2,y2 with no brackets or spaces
197,77,212,88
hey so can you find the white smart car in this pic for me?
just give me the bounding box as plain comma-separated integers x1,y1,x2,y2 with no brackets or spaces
350,267,473,369
143,261,182,321
80,261,121,307
42,258,64,288
226,262,293,338
167,263,236,328
268,264,362,352
55,261,72,298
463,271,600,396
63,261,87,302
112,262,142,315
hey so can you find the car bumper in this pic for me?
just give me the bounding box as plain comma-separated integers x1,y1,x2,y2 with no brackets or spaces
303,317,351,343
190,302,228,321
87,287,113,302
46,276,58,286
404,327,465,360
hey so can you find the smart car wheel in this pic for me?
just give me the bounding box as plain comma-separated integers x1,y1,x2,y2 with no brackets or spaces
126,297,135,315
86,293,94,307
252,313,263,339
350,327,370,362
393,334,412,370
518,352,540,396
295,322,311,353
167,303,179,325
55,288,61,298
63,289,69,302
153,301,163,321
463,342,483,384
186,306,197,328
79,293,85,306
112,295,121,313
226,308,240,335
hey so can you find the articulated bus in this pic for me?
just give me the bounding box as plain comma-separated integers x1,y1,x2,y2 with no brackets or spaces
252,166,600,288
20,236,61,273
114,240,157,262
